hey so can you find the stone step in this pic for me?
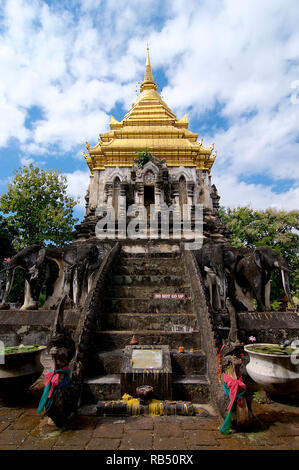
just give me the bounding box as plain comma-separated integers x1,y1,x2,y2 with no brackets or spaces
88,348,206,376
121,251,181,258
83,375,121,403
120,244,181,257
111,274,185,286
106,285,192,299
82,374,209,404
172,375,210,403
117,257,183,268
171,351,206,376
103,297,193,314
94,330,201,350
115,264,184,276
101,312,197,330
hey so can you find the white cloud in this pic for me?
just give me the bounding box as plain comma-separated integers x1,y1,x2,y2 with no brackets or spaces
0,0,298,210
20,156,34,166
214,173,299,211
64,169,90,207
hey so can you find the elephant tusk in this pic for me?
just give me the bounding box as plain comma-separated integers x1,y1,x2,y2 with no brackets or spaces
281,269,287,297
281,269,296,308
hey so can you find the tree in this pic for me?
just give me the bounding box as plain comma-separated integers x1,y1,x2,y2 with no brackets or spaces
220,206,299,305
0,215,15,265
0,164,78,251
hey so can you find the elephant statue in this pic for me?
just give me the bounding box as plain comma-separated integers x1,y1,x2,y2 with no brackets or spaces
203,266,224,311
0,241,107,310
0,244,48,310
195,241,227,311
224,246,295,312
45,241,107,309
65,242,104,307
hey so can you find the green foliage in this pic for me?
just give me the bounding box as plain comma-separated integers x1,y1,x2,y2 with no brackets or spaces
0,215,15,264
252,391,263,404
38,289,46,307
220,206,299,303
0,164,79,251
135,149,151,167
7,269,26,304
0,345,41,355
270,300,281,312
247,344,294,355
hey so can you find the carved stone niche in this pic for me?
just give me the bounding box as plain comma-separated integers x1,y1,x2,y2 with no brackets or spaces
144,170,155,185
131,154,169,186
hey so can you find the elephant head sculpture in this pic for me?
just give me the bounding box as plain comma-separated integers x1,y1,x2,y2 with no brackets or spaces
69,242,105,307
0,244,47,310
0,241,106,311
45,241,107,309
195,241,227,311
253,246,295,309
224,246,295,312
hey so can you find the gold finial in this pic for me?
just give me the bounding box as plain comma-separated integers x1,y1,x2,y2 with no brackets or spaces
140,47,157,92
145,47,153,80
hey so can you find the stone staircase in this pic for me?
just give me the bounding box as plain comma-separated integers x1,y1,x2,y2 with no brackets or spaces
82,245,210,405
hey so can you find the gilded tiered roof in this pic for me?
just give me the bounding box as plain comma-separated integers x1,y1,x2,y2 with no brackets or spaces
85,49,216,172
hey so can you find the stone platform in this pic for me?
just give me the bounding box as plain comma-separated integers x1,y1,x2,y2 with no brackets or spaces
120,345,172,399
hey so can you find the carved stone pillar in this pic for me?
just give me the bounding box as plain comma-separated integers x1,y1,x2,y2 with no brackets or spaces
186,182,194,219
155,180,163,209
118,183,128,237
136,182,144,205
105,183,113,207
171,181,181,235
119,183,128,217
172,181,180,208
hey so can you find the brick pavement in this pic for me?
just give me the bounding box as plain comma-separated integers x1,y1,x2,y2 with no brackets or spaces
0,384,299,451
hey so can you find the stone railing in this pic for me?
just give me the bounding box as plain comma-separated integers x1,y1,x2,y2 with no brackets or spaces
43,241,120,426
182,248,228,417
73,241,120,368
237,311,299,345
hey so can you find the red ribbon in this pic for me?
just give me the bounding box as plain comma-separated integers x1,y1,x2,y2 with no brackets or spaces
222,373,246,411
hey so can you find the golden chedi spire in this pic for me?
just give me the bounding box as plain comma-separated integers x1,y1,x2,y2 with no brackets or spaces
140,47,157,92
85,49,216,173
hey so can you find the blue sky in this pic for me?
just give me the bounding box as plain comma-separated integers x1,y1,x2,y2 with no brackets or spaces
0,0,298,223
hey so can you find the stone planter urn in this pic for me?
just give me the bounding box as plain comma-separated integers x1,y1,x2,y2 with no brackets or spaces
0,346,47,396
244,343,299,395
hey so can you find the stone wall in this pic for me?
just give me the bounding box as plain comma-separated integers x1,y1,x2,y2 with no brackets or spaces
73,242,120,368
237,311,299,344
0,310,81,348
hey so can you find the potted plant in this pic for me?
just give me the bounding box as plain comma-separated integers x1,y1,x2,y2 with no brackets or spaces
135,149,151,167
0,344,47,395
244,342,299,395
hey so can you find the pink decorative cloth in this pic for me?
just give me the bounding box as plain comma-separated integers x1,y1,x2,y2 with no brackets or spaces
222,373,246,411
44,366,69,398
